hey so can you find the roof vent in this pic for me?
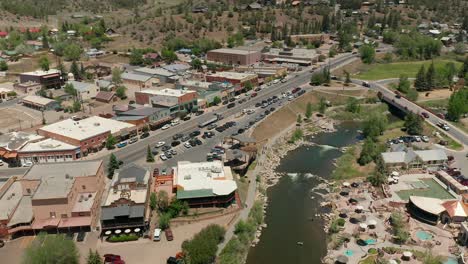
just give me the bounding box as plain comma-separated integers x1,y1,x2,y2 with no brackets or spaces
65,174,70,179
184,174,191,180
94,122,100,126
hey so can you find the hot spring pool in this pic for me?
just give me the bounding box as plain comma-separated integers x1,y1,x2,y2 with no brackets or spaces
444,257,458,264
416,230,433,241
344,250,354,257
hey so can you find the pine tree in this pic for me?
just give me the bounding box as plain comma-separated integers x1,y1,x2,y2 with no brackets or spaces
305,102,313,119
42,31,49,49
70,60,80,80
108,154,119,178
414,65,426,91
146,145,154,162
426,62,436,90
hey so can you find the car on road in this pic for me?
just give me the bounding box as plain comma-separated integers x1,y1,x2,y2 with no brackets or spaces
184,142,192,148
140,132,150,139
165,229,174,241
207,123,218,130
171,119,180,126
161,124,171,130
182,115,191,121
251,92,257,97
128,137,138,144
227,102,235,108
421,112,429,118
171,141,181,147
362,81,370,87
292,87,301,94
237,128,245,134
395,91,401,98
162,145,171,151
155,141,165,148
116,142,127,148
160,154,168,161
288,95,294,101
195,110,204,116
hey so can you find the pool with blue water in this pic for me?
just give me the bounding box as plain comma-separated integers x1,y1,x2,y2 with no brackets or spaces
416,230,433,241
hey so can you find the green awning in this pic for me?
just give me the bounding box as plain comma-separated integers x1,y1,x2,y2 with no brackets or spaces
177,189,213,199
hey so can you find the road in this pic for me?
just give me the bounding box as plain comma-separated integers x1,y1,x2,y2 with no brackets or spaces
354,78,468,146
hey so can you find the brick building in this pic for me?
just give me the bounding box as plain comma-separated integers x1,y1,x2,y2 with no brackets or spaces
19,69,64,89
207,48,261,65
205,72,258,87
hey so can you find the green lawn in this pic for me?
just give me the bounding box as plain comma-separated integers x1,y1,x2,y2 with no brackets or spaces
396,179,456,201
354,59,462,80
418,98,449,109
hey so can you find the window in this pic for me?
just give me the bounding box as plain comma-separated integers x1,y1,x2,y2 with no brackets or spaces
26,188,31,194
82,185,86,190
91,139,94,143
84,142,88,146
50,212,56,218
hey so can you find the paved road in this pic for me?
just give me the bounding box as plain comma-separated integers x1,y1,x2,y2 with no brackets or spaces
353,78,468,146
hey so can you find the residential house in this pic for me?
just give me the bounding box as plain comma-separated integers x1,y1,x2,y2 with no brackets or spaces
381,148,448,170
95,91,117,103
121,72,159,89
68,81,100,101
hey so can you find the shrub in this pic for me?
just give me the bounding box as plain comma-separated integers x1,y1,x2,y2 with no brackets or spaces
108,234,139,242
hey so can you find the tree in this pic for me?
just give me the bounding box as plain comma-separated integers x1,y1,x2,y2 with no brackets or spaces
64,44,82,61
108,154,120,178
146,145,154,162
182,225,225,264
129,49,144,65
244,81,253,91
72,100,81,113
318,97,327,114
305,102,313,119
447,88,468,121
64,83,77,96
86,249,102,264
42,31,49,49
404,112,423,135
359,45,375,64
111,68,122,85
23,232,79,264
345,97,361,113
161,48,177,63
344,70,351,86
296,114,302,124
158,213,171,230
390,212,410,244
157,190,169,212
212,96,221,106
115,86,127,99
362,112,388,140
191,58,202,70
358,138,378,165
38,56,50,71
150,192,157,211
397,75,410,93
105,135,116,149
70,60,80,80
425,62,436,90
0,60,8,71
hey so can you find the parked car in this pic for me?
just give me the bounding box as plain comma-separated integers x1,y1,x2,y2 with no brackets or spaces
255,102,261,107
104,254,124,264
173,133,183,140
153,168,159,176
0,160,3,166
160,154,168,161
164,152,173,159
140,132,150,139
222,100,229,105
165,229,174,241
76,231,86,242
171,141,181,147
184,142,192,148
251,92,257,97
170,149,177,155
181,136,190,142
395,91,401,98
161,124,171,130
162,145,171,151
155,141,165,148
151,149,159,155
182,115,191,121
153,228,162,241
189,131,201,137
207,123,218,130
362,81,370,87
421,136,429,142
421,112,429,118
116,142,127,148
227,102,235,108
128,137,138,144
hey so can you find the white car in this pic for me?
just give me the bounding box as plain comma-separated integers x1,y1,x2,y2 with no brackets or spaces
234,95,241,100
288,95,294,101
161,124,171,130
155,141,165,148
171,119,180,126
0,160,3,166
184,142,192,148
22,161,33,167
160,154,168,161
421,136,429,142
413,136,421,142
153,228,161,241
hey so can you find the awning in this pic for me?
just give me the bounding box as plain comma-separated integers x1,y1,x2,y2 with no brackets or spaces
32,218,60,229
4,152,17,159
0,150,6,156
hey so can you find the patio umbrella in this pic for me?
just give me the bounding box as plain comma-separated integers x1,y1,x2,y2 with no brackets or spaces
104,231,112,235
115,229,121,234
403,251,413,259
389,260,398,264
124,229,131,234
339,209,349,218
336,255,349,264
367,219,377,227
359,223,368,230
351,182,359,188
342,182,351,187
134,228,141,233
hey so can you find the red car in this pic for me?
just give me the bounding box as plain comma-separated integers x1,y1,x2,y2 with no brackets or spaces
165,228,174,241
104,254,125,264
250,92,257,98
421,112,429,118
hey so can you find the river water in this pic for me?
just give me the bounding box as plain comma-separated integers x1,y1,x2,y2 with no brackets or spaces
246,122,361,264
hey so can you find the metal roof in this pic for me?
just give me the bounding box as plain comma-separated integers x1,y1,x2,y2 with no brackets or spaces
101,204,145,220
177,189,214,199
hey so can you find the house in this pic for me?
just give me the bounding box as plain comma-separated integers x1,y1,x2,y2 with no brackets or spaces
68,81,100,101
381,148,448,170
19,69,64,89
100,164,150,234
96,79,115,91
162,63,191,74
122,72,159,89
37,116,136,154
21,95,60,111
14,81,41,95
95,91,117,103
86,49,105,58
0,87,12,100
171,161,238,207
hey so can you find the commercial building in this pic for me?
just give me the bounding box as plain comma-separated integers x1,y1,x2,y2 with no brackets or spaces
2,161,105,238
21,95,60,111
206,72,258,87
14,81,42,95
172,161,238,207
381,148,448,170
133,67,176,83
68,81,100,101
101,164,150,234
150,88,198,113
19,69,64,89
121,72,159,89
262,48,320,65
18,138,81,165
408,195,468,225
234,65,288,78
135,88,164,105
0,132,44,166
38,116,136,154
207,48,261,66
114,107,172,129
176,80,235,99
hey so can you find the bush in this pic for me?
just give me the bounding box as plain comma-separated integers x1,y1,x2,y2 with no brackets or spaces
108,234,139,242
336,218,346,226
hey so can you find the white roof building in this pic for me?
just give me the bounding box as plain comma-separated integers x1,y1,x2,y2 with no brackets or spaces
19,138,79,153
173,161,237,199
207,71,258,81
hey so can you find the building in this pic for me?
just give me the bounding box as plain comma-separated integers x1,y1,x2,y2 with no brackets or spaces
162,63,191,74
0,87,12,100
21,95,60,111
38,116,136,154
289,34,330,44
172,161,238,207
95,91,117,103
122,72,159,89
381,148,448,170
206,72,258,88
149,88,198,113
262,48,320,65
68,81,100,101
0,179,26,238
459,222,468,246
115,107,172,128
435,171,468,195
177,80,235,99
408,196,468,225
101,164,150,234
11,161,106,237
133,67,176,83
135,88,165,105
13,81,42,95
0,132,44,166
19,69,64,89
235,65,287,78
207,48,261,65
18,138,81,165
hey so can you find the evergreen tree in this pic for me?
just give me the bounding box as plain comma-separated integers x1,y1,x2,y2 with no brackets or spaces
404,112,423,135
38,56,50,71
86,249,103,264
105,135,116,149
414,65,426,91
318,97,327,114
425,62,436,90
70,60,80,80
108,154,120,178
146,145,154,162
41,31,49,49
321,13,330,32
305,102,313,119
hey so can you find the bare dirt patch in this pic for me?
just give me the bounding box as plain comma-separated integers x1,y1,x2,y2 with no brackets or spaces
417,89,453,102
0,107,40,133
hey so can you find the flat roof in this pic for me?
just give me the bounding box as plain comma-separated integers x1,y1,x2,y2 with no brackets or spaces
7,196,33,227
134,67,175,77
104,189,148,206
21,69,60,76
152,88,196,97
111,164,150,187
19,138,79,153
174,161,237,198
207,71,257,80
409,196,446,215
32,173,75,199
122,72,153,82
39,116,135,141
0,87,12,93
209,48,260,55
68,81,96,92
72,192,96,212
0,181,23,220
138,88,164,95
178,80,212,89
22,95,56,106
101,204,145,221
23,160,102,181
0,132,44,151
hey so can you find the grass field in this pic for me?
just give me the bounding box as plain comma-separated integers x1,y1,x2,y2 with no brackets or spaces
354,59,462,80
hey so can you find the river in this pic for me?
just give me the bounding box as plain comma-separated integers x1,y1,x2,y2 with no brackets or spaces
246,122,361,264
